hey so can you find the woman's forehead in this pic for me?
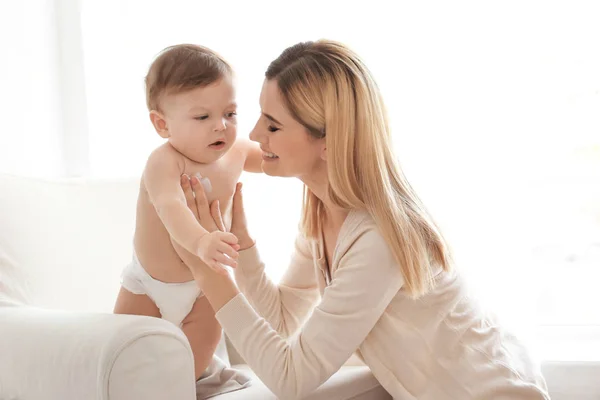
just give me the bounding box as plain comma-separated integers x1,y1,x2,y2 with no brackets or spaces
260,80,288,121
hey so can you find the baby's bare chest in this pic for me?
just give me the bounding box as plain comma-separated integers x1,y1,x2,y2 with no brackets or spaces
183,157,243,207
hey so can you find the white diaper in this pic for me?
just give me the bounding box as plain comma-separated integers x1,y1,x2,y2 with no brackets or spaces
120,253,201,327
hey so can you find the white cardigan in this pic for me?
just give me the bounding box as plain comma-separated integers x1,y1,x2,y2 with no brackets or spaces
216,210,550,399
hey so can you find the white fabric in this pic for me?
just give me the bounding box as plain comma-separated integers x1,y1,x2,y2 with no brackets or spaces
120,251,201,327
0,247,31,307
195,354,252,399
214,365,392,400
0,174,138,313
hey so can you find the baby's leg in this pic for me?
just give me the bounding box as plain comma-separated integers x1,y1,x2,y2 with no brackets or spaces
181,295,222,380
113,286,160,318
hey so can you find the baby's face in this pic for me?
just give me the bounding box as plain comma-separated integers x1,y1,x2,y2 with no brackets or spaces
161,76,237,163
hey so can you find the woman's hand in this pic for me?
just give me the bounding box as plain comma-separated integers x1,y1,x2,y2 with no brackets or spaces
173,175,239,276
181,174,226,233
177,175,243,311
229,182,255,251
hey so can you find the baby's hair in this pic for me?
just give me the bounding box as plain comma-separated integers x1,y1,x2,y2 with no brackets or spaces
145,44,232,111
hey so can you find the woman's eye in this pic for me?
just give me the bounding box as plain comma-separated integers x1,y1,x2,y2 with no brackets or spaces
267,125,280,133
195,115,209,121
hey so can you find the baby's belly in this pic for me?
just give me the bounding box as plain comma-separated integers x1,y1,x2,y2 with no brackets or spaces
134,216,194,283
132,190,192,282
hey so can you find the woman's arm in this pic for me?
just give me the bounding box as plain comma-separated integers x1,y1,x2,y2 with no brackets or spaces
216,229,403,399
180,180,319,338
233,235,320,338
180,178,403,399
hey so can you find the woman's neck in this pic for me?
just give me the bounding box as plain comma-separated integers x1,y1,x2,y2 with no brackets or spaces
301,173,349,230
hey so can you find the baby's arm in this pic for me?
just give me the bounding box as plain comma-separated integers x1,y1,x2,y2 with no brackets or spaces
144,145,238,272
240,139,263,173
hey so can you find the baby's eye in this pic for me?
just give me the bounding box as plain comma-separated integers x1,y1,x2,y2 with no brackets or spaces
194,115,209,121
226,112,237,118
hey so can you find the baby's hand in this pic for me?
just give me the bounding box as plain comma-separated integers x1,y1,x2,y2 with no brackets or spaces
196,231,239,275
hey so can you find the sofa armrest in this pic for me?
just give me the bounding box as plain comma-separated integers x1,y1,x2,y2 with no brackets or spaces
0,306,196,400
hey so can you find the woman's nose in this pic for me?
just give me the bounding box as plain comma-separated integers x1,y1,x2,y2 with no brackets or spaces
249,120,266,143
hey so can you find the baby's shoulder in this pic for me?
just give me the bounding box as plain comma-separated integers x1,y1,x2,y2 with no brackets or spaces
145,143,185,170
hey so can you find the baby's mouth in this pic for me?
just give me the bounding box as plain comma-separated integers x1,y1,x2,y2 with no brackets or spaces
209,140,226,148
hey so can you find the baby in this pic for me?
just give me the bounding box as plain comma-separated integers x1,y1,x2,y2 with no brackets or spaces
113,44,261,385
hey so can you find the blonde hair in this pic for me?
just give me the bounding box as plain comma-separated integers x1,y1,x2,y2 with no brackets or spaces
145,44,232,111
266,40,452,298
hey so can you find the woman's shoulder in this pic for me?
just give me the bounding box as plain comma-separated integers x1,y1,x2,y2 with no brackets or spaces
332,210,406,285
341,209,377,236
338,210,390,255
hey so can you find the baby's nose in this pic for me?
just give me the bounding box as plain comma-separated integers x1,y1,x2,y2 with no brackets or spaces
214,118,227,131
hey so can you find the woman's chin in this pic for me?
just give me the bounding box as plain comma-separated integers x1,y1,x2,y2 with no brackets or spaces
262,167,280,177
261,161,280,177
261,160,300,178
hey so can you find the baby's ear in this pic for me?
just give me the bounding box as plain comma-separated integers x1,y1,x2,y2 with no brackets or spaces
149,110,169,138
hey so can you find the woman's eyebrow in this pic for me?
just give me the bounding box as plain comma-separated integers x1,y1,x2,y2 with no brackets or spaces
263,113,283,125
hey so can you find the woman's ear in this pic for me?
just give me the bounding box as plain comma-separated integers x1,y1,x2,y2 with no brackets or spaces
320,144,327,161
149,110,169,139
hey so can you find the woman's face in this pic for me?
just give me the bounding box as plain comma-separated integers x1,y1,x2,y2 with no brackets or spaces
249,79,325,179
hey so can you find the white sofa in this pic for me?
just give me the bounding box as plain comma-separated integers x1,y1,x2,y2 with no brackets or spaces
0,173,598,399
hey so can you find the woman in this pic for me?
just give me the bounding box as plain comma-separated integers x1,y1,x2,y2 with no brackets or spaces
177,40,550,399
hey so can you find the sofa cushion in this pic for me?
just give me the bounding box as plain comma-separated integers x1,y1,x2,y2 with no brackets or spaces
0,173,138,312
0,246,31,307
